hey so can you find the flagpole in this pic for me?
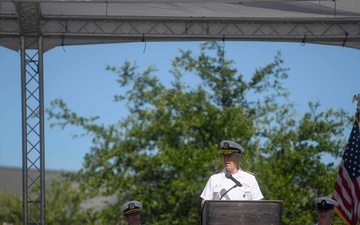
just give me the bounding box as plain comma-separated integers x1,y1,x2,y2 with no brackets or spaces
353,94,360,132
352,94,360,110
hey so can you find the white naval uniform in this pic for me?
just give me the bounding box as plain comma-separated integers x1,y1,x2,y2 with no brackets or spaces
200,168,263,201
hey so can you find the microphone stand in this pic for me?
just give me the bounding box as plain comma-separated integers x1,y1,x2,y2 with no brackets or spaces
219,184,238,200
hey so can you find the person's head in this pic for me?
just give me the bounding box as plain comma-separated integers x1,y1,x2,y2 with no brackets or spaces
120,200,143,225
219,140,244,173
314,197,338,223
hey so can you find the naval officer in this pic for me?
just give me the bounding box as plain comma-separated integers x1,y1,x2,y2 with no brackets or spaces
200,140,264,205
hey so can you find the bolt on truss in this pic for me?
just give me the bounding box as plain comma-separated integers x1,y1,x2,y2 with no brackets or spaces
21,36,45,225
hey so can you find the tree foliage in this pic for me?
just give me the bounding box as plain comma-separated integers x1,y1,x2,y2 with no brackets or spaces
0,176,99,225
0,191,22,225
46,42,350,225
45,177,101,225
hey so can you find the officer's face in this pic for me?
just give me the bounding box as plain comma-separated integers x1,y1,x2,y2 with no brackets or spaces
317,209,334,222
223,153,240,172
125,212,141,225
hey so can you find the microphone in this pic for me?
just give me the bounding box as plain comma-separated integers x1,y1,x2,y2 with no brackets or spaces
225,172,242,187
220,185,236,200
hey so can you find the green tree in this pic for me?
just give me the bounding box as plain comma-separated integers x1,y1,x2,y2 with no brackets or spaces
0,191,22,225
0,176,100,225
45,177,101,225
47,42,350,225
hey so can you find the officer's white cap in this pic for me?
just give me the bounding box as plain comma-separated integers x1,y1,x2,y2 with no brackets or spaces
120,200,143,215
314,197,338,210
220,140,244,154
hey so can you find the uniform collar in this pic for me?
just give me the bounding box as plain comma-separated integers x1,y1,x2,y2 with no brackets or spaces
223,166,243,177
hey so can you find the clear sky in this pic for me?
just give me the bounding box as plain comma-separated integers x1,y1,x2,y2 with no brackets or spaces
0,41,359,171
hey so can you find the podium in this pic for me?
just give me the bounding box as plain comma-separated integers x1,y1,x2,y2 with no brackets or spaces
201,200,282,225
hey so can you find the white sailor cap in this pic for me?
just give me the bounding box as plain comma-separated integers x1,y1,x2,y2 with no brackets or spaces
314,197,338,210
220,140,244,154
120,200,143,216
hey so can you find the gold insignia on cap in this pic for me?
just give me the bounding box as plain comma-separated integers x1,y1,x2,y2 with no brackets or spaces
129,202,135,209
221,150,236,154
321,200,326,206
223,142,229,149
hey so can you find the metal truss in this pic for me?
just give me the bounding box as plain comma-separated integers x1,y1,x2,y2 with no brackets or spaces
1,15,360,51
21,36,45,225
42,17,360,38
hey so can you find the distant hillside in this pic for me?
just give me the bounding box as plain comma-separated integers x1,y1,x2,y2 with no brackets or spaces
0,166,118,210
0,166,65,196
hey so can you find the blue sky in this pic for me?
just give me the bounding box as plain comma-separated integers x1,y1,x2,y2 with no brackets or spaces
0,41,359,171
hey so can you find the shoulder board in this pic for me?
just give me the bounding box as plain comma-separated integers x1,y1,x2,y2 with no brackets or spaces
243,169,255,176
212,170,222,175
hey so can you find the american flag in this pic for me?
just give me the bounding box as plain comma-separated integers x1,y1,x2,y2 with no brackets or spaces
333,110,360,225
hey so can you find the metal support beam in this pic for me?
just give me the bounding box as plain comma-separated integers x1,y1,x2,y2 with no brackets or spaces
21,36,45,225
1,16,360,51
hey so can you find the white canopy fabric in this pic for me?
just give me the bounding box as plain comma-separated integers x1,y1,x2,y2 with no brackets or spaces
1,0,360,51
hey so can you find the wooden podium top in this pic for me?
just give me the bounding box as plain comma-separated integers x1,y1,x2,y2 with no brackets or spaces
201,200,282,225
